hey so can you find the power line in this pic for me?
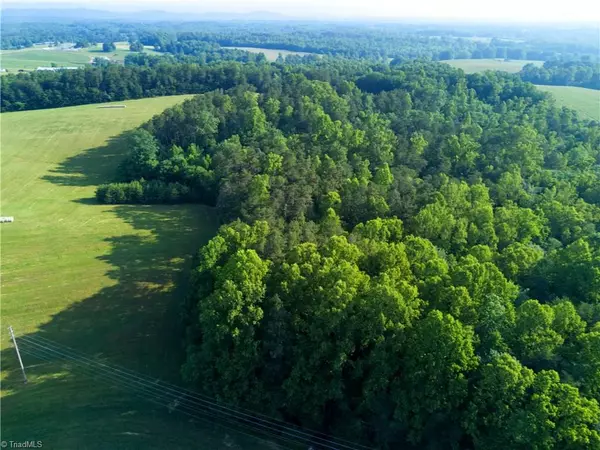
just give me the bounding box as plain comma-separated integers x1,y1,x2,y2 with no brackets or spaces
28,333,369,450
16,343,297,449
14,333,371,450
16,338,316,449
22,333,371,450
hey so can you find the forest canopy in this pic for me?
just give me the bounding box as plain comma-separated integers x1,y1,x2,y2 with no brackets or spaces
90,60,600,448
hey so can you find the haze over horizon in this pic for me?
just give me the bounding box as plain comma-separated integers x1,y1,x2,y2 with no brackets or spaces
5,0,600,23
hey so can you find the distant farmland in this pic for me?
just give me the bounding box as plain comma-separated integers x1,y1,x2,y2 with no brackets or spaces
535,85,600,121
0,42,161,72
443,59,543,73
223,46,316,61
0,48,91,71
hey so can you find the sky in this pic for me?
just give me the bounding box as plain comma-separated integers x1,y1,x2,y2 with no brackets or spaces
7,0,600,23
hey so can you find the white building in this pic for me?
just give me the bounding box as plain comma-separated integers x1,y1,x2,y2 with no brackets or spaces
36,66,79,72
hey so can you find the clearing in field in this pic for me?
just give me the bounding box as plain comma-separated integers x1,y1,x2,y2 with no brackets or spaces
223,46,316,61
535,85,600,122
0,96,271,449
443,58,543,73
0,42,161,73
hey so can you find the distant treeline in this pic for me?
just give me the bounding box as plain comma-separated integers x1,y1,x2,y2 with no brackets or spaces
0,58,379,112
3,21,598,63
0,62,270,112
1,22,139,49
520,60,600,90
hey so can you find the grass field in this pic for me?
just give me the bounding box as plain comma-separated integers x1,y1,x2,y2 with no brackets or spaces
223,46,316,61
443,58,543,73
0,96,279,449
0,42,161,72
535,85,600,121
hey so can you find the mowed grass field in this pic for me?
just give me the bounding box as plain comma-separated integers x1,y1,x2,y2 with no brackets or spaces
535,85,600,121
223,46,316,61
0,48,92,71
0,42,161,72
443,58,543,73
0,97,276,449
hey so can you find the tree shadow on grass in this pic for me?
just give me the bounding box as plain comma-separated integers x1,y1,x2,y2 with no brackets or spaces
0,204,240,449
41,132,133,187
32,204,215,377
1,127,271,448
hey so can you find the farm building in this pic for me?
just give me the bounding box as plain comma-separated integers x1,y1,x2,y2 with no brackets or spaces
0,217,15,223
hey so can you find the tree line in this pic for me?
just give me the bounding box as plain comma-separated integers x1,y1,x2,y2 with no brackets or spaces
0,58,388,113
93,60,600,448
520,60,600,90
0,61,272,112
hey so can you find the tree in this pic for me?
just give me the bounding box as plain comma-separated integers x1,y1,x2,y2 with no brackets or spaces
102,42,116,52
496,242,544,280
396,310,478,446
466,354,600,449
119,129,160,180
183,248,270,406
494,203,547,250
565,330,600,398
543,238,600,304
465,353,536,449
129,41,144,52
510,299,564,366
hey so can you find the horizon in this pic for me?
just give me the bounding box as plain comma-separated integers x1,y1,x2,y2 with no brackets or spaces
4,0,600,24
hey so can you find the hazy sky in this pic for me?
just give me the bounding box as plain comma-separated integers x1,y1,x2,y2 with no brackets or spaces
10,0,600,22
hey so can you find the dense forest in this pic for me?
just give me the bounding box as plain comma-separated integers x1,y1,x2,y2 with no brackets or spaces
90,60,600,448
520,60,600,90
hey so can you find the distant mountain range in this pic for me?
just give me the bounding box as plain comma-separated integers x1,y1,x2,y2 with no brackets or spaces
3,2,597,26
1,4,295,23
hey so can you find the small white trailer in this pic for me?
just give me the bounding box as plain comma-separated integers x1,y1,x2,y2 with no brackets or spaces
0,217,15,223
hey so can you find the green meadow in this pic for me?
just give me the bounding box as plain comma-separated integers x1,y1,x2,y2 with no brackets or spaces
0,42,161,72
0,96,276,448
443,58,543,73
535,85,600,121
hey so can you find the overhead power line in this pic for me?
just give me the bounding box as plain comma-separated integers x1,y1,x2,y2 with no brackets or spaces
15,342,298,449
12,332,372,450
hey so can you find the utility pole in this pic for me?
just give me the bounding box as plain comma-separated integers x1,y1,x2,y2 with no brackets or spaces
8,326,28,384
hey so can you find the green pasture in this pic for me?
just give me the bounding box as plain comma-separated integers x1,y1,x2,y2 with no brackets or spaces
0,96,277,449
535,85,600,121
443,58,543,73
0,42,161,72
